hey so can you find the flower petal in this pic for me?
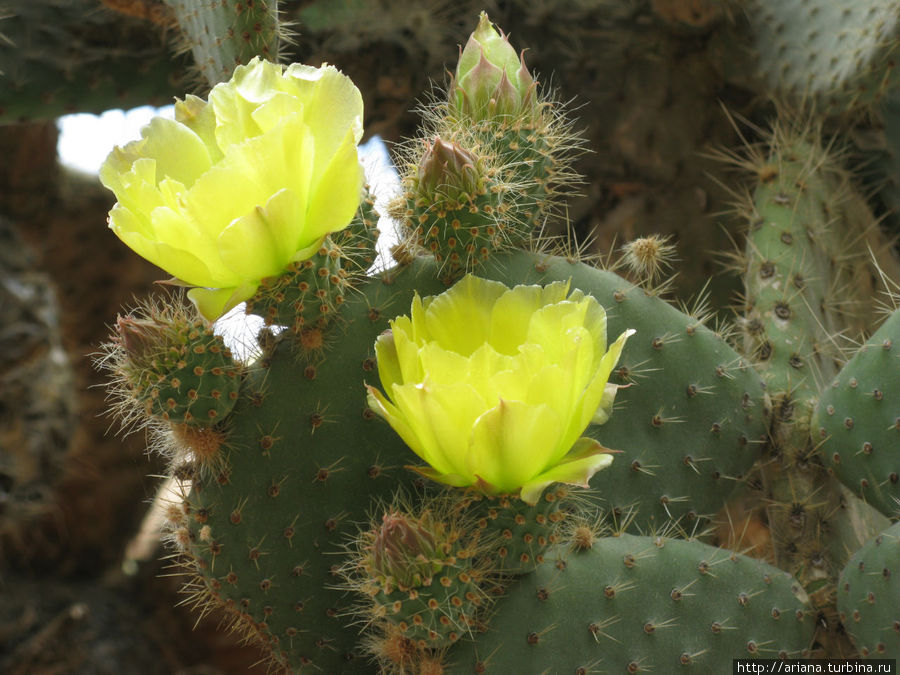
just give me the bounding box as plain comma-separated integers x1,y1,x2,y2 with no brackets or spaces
175,94,224,163
388,383,473,478
188,282,258,322
518,437,615,505
111,216,220,287
575,328,635,432
284,62,365,168
217,188,305,280
425,274,508,355
488,280,568,355
365,384,435,464
304,128,365,236
468,399,562,493
374,330,403,394
209,57,283,150
131,117,212,188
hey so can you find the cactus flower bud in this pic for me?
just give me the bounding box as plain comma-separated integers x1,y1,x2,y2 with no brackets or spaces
115,314,171,364
369,511,441,588
100,57,365,321
416,137,483,202
366,275,634,505
452,12,536,119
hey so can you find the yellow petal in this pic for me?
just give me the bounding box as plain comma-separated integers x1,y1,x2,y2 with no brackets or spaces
591,383,621,426
136,117,212,187
284,62,365,166
425,274,508,355
488,282,547,355
518,437,615,505
365,384,436,465
208,57,283,150
102,157,165,217
390,382,471,478
304,128,365,236
407,465,472,488
467,399,562,493
374,330,403,394
216,188,305,280
418,341,473,386
175,94,224,163
112,220,219,287
187,283,257,321
151,205,239,285
391,317,426,384
575,328,635,432
250,91,305,134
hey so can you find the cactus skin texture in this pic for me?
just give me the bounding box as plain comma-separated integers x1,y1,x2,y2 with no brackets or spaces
446,533,815,673
747,0,900,112
113,311,241,428
838,521,900,658
815,308,900,518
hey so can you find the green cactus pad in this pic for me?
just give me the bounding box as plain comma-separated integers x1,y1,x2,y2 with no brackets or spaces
748,0,900,112
838,521,900,658
180,258,449,673
447,534,815,673
815,308,900,517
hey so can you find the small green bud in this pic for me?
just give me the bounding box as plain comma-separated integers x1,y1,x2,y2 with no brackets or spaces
115,315,172,367
452,12,536,119
368,511,443,589
415,137,483,203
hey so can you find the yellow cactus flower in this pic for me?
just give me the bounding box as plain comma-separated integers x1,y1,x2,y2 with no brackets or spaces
100,57,365,320
366,275,634,504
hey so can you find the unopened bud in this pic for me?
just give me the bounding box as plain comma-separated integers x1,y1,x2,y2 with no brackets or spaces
115,315,171,366
452,12,536,120
369,511,441,588
416,137,482,201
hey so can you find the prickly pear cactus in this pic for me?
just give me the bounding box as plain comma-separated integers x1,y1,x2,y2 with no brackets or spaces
748,0,900,112
92,5,900,673
816,308,900,517
838,521,900,658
